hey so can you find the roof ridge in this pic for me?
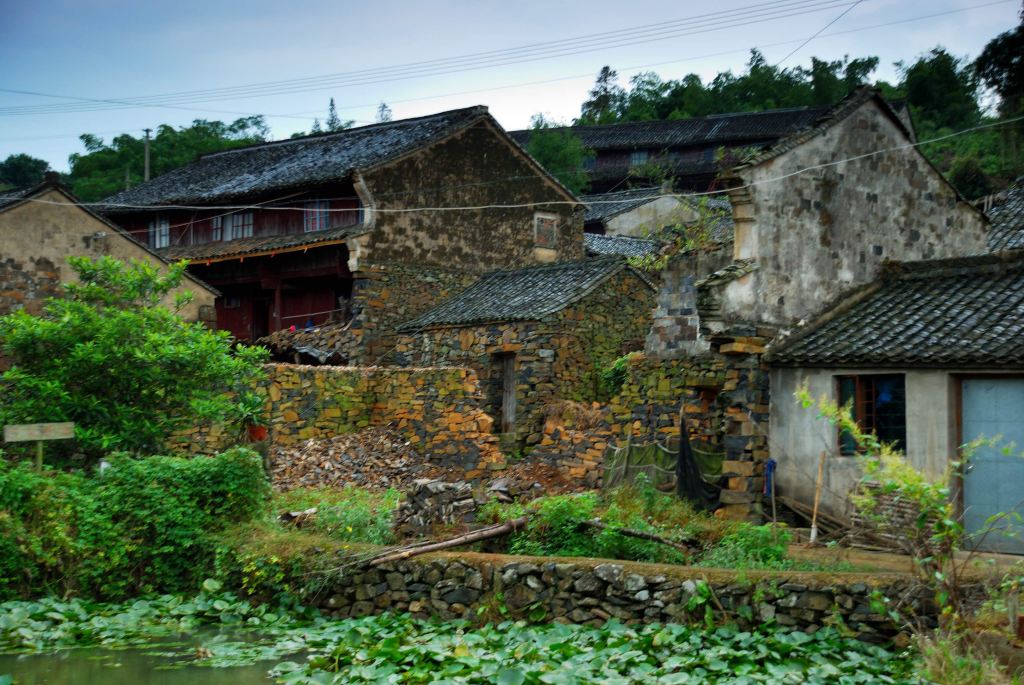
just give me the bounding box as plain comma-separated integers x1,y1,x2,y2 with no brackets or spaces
200,105,489,159
886,251,1024,280
481,255,624,278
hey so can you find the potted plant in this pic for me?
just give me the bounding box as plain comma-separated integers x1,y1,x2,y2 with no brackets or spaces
237,393,269,442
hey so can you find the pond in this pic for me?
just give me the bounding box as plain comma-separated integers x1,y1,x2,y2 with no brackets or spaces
0,631,278,685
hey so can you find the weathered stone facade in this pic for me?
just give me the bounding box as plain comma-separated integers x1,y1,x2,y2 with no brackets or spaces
606,347,769,520
0,185,217,323
396,267,656,442
353,119,584,270
174,364,505,477
301,551,936,639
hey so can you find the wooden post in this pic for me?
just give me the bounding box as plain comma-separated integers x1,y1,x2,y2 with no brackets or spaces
273,281,282,332
809,450,827,544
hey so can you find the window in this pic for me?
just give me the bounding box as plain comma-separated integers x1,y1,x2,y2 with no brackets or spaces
148,215,170,248
223,296,242,309
213,212,254,241
304,199,331,233
837,374,906,454
630,149,649,167
534,213,558,248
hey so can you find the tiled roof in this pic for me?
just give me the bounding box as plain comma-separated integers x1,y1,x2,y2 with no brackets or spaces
101,107,489,209
584,233,661,258
769,252,1024,367
399,257,653,330
157,223,368,262
0,185,33,211
509,106,830,151
986,180,1024,252
582,187,664,223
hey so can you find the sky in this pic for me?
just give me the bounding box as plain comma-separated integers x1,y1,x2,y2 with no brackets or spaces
0,0,1019,172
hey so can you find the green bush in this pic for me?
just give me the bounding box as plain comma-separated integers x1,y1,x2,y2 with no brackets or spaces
274,486,401,545
0,256,267,463
0,447,269,600
698,523,793,570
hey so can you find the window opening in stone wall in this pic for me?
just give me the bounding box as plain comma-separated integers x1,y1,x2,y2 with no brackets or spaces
534,213,558,248
836,374,906,455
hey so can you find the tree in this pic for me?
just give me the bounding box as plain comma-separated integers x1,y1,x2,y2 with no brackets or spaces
376,102,393,123
326,98,343,132
0,154,50,188
525,114,594,195
579,66,626,124
69,117,269,201
947,156,993,199
0,256,268,463
900,48,980,131
974,17,1024,117
311,118,323,134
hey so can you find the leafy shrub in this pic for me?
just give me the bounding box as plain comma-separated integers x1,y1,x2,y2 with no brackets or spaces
0,256,267,463
275,486,401,545
599,352,640,397
0,448,269,600
698,523,793,570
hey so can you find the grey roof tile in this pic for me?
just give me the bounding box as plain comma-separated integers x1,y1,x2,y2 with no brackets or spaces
986,180,1024,252
770,252,1024,367
157,223,369,262
100,107,489,209
399,257,651,330
584,233,661,258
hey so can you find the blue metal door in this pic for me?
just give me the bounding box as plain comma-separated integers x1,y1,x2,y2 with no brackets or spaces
962,378,1024,554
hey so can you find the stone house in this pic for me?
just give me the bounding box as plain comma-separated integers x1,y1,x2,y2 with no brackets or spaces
394,257,656,442
631,87,989,517
767,252,1024,554
0,177,217,323
101,106,582,362
511,103,911,193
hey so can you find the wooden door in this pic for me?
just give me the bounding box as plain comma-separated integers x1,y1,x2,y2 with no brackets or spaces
501,354,516,434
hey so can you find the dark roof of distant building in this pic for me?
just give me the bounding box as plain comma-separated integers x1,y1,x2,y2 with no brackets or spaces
583,233,661,258
101,106,575,210
582,186,664,223
0,185,35,211
985,180,1024,252
399,257,654,330
769,251,1024,367
509,106,832,151
157,223,369,263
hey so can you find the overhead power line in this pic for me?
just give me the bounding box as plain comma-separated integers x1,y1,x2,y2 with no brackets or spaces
4,115,1019,213
0,0,863,116
774,0,864,66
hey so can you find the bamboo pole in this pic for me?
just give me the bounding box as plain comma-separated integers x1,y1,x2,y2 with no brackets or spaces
809,450,827,544
367,516,529,566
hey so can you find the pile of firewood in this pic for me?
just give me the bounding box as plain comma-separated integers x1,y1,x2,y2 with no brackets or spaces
271,427,436,491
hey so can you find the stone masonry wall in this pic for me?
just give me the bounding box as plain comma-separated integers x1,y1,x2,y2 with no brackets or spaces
307,551,933,640
0,256,62,317
606,346,769,520
173,363,504,476
349,261,477,365
396,269,655,443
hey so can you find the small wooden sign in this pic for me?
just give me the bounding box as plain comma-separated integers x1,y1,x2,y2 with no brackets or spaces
4,422,75,443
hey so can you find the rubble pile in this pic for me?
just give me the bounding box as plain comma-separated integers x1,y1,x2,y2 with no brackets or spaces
394,479,479,536
271,427,436,491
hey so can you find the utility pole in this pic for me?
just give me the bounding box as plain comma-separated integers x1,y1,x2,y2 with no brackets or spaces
143,128,152,181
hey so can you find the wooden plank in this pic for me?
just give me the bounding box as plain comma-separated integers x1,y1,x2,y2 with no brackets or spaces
4,422,75,442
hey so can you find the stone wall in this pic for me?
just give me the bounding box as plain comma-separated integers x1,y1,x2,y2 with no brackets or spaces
528,404,611,488
606,347,769,520
0,187,217,323
724,96,989,328
173,363,504,476
396,268,655,442
356,119,584,271
308,550,933,639
350,262,477,365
